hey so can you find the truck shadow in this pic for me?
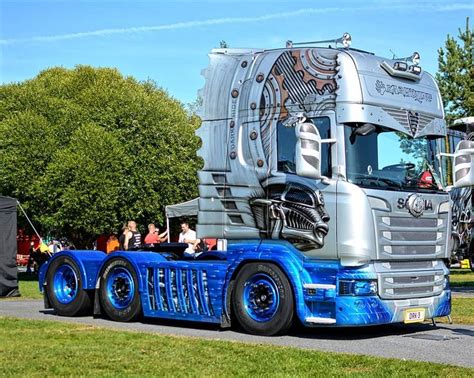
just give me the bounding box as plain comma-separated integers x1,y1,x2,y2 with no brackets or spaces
288,322,442,340
39,309,471,339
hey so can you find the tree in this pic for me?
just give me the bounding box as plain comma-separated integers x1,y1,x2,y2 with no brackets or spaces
219,40,229,48
436,17,473,123
0,66,202,247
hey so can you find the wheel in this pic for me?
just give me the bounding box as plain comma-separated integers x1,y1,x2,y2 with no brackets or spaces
99,258,141,322
46,256,92,316
232,263,294,336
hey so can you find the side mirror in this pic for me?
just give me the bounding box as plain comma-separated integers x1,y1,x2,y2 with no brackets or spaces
295,122,322,179
453,140,474,188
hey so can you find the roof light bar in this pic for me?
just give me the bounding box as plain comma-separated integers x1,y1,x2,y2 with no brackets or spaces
286,33,352,49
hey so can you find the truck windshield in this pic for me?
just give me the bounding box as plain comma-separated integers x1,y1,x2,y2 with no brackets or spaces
344,125,443,192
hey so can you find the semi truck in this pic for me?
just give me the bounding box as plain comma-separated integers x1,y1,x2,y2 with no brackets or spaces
39,34,474,335
438,117,474,270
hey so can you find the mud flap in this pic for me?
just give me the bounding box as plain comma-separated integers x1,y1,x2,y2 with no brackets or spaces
93,289,102,316
43,284,52,309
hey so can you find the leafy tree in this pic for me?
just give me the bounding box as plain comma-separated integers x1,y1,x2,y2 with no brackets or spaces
34,123,128,247
436,17,473,123
0,66,202,247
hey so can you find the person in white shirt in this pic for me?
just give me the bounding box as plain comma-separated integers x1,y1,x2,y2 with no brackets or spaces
178,221,199,257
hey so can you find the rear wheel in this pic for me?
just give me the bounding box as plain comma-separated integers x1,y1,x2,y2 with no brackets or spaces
232,263,294,336
46,256,92,316
99,258,141,322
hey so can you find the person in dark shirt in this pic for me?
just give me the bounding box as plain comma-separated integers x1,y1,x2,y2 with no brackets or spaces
124,221,141,250
118,225,129,250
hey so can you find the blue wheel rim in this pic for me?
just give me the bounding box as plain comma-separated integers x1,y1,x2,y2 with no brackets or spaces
106,267,135,309
243,273,280,322
53,264,78,304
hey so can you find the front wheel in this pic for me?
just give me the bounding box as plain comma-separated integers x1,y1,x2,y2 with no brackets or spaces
99,258,141,322
46,256,92,316
232,263,294,336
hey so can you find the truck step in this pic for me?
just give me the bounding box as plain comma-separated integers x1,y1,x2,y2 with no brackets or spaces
305,316,337,324
303,283,336,290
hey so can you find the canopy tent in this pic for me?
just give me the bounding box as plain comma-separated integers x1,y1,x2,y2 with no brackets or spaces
165,198,199,218
0,196,19,297
165,198,199,242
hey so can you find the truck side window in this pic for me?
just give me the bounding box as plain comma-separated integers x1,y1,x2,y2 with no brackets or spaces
277,116,331,177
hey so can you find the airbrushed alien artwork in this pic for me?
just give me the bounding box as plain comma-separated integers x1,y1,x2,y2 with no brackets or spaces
250,182,330,251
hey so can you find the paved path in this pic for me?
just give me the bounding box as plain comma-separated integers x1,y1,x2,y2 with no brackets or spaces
452,286,474,298
1,300,473,368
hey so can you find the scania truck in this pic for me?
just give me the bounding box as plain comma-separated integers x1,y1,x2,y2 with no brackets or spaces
39,34,474,335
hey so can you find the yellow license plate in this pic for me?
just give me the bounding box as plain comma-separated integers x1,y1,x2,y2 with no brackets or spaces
404,308,426,323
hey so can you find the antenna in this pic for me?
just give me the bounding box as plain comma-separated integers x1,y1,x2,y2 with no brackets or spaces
399,51,420,65
286,33,352,49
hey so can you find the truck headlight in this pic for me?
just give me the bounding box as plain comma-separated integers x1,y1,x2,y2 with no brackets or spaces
339,279,378,296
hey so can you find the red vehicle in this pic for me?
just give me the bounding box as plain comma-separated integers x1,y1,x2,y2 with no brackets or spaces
16,229,40,266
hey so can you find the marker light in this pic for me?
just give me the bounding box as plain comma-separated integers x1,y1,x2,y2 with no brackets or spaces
342,32,352,48
394,61,408,71
411,51,420,66
408,65,422,75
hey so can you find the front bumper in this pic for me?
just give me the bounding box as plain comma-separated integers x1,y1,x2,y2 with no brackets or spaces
300,260,451,327
331,289,451,326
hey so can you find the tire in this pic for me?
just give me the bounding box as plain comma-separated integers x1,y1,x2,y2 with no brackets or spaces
99,258,141,322
232,263,294,336
46,256,92,316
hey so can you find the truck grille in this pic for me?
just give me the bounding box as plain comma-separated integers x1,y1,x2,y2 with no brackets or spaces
382,107,435,135
375,212,448,259
378,270,445,299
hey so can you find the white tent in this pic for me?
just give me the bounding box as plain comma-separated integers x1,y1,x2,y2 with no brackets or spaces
165,198,199,242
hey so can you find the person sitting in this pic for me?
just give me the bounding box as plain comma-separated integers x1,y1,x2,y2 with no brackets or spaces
178,221,199,257
144,223,168,245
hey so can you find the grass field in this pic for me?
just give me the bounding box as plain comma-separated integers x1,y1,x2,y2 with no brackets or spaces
0,317,472,377
450,269,474,287
17,272,41,299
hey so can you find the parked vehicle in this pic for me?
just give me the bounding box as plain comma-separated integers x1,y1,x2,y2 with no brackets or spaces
438,117,474,271
39,35,474,335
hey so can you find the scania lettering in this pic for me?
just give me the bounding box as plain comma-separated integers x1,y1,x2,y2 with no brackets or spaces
39,34,474,335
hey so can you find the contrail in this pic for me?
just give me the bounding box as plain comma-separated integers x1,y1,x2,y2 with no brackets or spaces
1,3,473,45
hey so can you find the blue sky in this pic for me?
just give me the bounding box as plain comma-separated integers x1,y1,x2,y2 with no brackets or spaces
1,0,472,105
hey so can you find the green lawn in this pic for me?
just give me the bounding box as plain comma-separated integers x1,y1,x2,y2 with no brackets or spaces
0,317,472,377
17,272,42,299
438,298,473,325
450,269,474,287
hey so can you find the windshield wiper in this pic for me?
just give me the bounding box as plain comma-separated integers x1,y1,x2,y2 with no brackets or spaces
352,174,402,190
